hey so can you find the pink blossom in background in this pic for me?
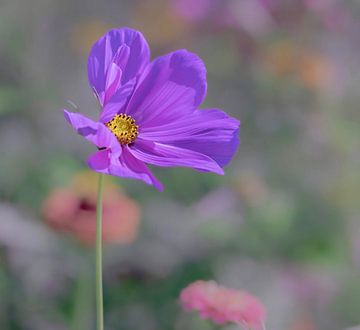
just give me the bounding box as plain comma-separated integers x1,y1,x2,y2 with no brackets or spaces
42,171,141,246
180,280,266,329
227,0,274,37
303,0,353,31
170,0,211,22
170,0,235,29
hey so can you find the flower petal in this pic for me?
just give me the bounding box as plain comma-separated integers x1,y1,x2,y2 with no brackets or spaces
109,147,163,191
63,110,122,157
125,50,207,128
88,27,150,104
87,149,110,170
99,78,137,123
129,139,224,174
103,62,122,104
139,108,240,167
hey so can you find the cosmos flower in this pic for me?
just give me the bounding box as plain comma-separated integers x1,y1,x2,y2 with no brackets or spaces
64,27,240,191
180,280,266,329
42,171,140,245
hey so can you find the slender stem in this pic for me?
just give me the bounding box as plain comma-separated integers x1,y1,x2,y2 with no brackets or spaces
96,173,105,330
71,252,92,330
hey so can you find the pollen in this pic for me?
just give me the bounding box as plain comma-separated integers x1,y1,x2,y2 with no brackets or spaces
105,113,139,145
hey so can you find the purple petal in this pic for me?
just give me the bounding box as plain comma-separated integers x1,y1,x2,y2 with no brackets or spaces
63,110,122,157
125,50,207,128
129,139,224,174
88,27,150,104
103,62,122,104
112,44,131,70
87,149,110,170
108,147,163,191
99,78,137,123
139,108,240,167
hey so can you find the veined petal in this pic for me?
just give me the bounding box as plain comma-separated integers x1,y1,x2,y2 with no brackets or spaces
88,27,150,103
139,108,240,167
99,78,137,123
103,62,122,104
129,139,224,174
87,149,110,170
125,50,207,128
108,147,163,191
112,44,130,71
63,110,122,157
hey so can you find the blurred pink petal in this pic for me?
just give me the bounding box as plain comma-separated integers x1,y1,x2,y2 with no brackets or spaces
228,0,274,37
170,0,211,22
42,170,141,246
180,280,266,329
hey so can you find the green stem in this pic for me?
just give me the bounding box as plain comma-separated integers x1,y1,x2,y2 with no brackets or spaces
71,252,92,330
96,173,105,330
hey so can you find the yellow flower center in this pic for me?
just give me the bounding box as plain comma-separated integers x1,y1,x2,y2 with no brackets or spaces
105,113,139,145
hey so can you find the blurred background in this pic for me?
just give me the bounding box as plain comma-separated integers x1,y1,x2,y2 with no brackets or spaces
0,0,359,329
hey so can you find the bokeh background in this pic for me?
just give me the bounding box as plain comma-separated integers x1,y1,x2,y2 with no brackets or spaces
0,0,359,329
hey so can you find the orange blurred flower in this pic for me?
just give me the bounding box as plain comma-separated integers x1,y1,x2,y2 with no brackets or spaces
297,52,331,90
264,41,297,77
42,171,141,246
131,0,189,49
235,171,268,206
70,20,111,57
263,41,331,90
289,314,317,330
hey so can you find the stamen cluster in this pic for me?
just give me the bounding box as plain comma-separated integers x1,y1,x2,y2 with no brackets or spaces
106,113,139,145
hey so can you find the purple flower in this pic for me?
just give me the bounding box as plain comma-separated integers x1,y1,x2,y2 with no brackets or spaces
64,27,240,191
